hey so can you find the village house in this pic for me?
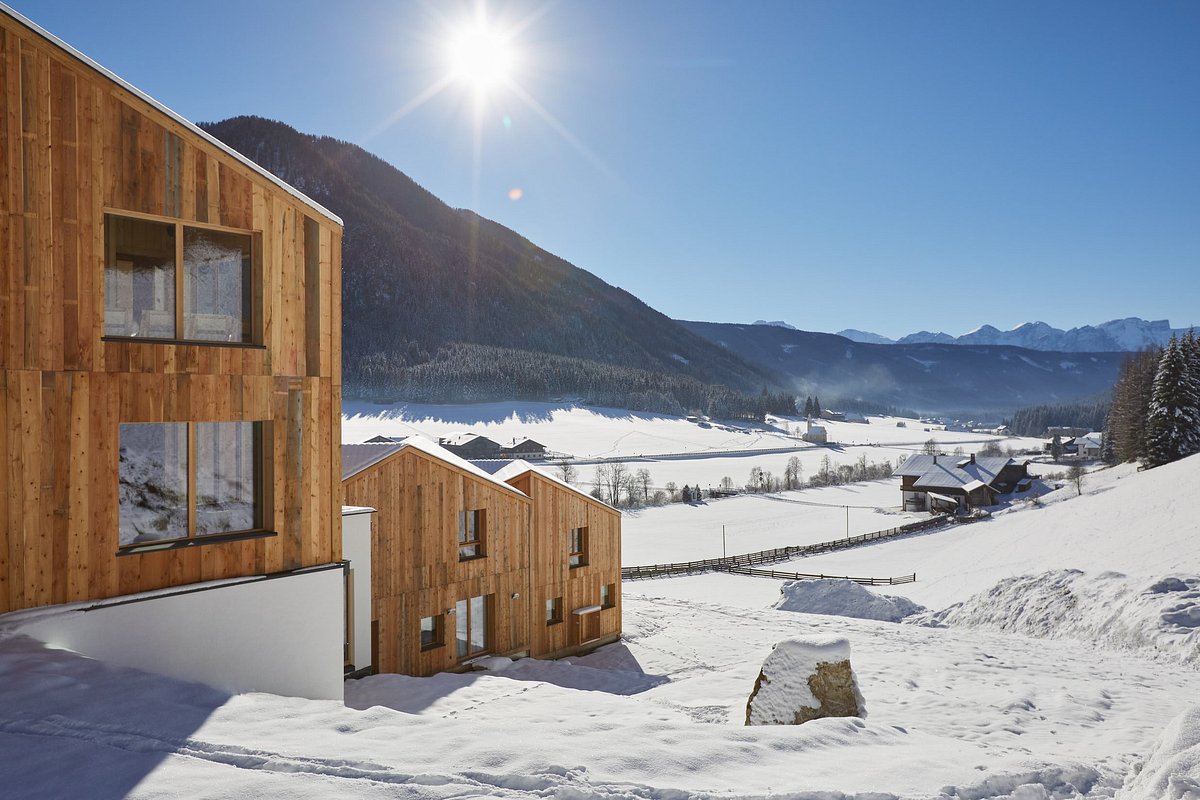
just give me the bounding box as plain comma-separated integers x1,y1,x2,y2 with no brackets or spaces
500,437,548,459
493,461,621,658
439,432,503,459
894,454,1032,514
0,5,345,699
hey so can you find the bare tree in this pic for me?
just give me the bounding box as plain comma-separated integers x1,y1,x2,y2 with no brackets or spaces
636,468,653,501
607,462,628,506
665,481,678,502
922,439,939,456
784,456,801,489
1068,462,1085,496
554,459,578,484
719,475,734,491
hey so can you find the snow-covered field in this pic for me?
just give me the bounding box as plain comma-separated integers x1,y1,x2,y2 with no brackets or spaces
342,401,1047,492
2,402,1194,798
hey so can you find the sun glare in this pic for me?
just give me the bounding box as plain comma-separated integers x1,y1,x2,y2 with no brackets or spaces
449,23,514,96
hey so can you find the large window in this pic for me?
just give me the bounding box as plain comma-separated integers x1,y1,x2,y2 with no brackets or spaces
104,213,255,343
458,509,486,560
455,594,490,659
569,526,588,568
118,421,265,548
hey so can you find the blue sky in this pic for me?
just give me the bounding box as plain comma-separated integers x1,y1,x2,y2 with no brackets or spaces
17,0,1199,338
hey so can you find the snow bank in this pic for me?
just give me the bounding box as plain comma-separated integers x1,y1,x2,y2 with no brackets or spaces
746,636,864,725
911,569,1200,666
773,579,927,622
1117,705,1200,799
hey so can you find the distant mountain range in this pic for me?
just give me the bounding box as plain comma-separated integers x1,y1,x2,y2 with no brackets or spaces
685,321,1126,416
828,318,1190,352
203,115,1135,417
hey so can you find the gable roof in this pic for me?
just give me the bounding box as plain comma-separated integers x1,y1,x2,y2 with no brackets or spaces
440,433,501,448
893,454,1016,490
492,460,618,514
341,437,528,498
0,3,342,227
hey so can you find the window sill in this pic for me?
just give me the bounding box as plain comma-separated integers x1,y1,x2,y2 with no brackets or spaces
420,643,445,653
458,554,487,563
546,620,563,627
118,529,276,556
102,336,266,350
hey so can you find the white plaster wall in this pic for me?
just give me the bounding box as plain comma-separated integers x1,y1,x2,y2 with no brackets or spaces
20,566,345,700
341,508,375,672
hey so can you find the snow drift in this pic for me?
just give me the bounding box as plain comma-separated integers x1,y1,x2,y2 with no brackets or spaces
911,569,1200,666
773,579,926,622
1117,705,1200,799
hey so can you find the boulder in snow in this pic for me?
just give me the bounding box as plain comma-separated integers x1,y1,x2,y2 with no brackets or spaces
745,636,865,725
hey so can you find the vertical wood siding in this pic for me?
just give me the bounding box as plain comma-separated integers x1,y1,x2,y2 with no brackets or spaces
343,450,532,676
0,14,343,614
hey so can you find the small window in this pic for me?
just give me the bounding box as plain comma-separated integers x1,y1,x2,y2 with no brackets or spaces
458,509,485,560
455,594,490,659
546,597,563,625
420,615,444,651
569,526,588,568
118,421,264,548
600,583,616,609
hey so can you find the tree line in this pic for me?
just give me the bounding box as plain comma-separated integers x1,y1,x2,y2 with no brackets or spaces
1004,399,1110,438
1103,332,1200,468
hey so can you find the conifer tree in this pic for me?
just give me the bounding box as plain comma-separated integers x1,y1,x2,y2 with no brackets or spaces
1145,336,1200,467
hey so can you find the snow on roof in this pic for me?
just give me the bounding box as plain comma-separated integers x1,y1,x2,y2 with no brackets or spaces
341,437,528,498
894,454,1015,490
0,3,342,227
440,432,500,448
962,479,987,493
492,460,617,511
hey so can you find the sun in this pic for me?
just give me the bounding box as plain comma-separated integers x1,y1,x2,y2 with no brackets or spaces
448,20,514,97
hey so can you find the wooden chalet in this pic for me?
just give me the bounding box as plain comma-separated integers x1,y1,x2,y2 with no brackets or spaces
342,438,533,676
494,461,621,658
894,454,1031,513
500,437,547,459
0,6,345,699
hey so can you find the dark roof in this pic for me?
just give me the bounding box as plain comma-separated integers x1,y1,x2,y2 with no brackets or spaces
342,443,406,481
893,454,1016,490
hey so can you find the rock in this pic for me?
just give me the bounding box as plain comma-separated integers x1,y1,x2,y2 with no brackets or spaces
745,636,865,725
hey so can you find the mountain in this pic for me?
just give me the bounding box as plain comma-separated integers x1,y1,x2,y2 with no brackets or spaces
836,329,895,345
679,321,1127,416
886,318,1187,352
754,320,798,330
201,117,781,413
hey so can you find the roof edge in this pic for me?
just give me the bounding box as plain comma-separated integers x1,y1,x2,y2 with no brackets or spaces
0,3,343,227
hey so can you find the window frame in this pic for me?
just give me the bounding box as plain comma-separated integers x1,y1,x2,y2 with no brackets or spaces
455,593,491,660
546,596,563,626
569,526,588,568
420,614,445,652
102,209,263,348
457,508,487,561
116,420,271,554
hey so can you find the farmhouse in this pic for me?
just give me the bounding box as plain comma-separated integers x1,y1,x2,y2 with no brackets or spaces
0,5,345,698
439,432,503,459
494,461,621,658
894,454,1031,513
500,437,548,459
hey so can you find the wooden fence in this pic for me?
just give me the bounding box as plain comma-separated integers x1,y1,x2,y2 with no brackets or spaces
722,566,916,586
621,514,951,582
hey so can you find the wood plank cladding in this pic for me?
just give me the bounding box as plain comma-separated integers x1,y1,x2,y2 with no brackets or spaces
343,448,533,677
508,471,622,660
0,11,343,614
344,454,623,676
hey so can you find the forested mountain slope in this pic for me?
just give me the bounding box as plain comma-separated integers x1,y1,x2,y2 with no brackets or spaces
680,321,1126,416
200,117,779,413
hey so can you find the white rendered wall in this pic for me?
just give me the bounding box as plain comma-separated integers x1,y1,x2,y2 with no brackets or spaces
19,566,345,700
341,507,375,672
